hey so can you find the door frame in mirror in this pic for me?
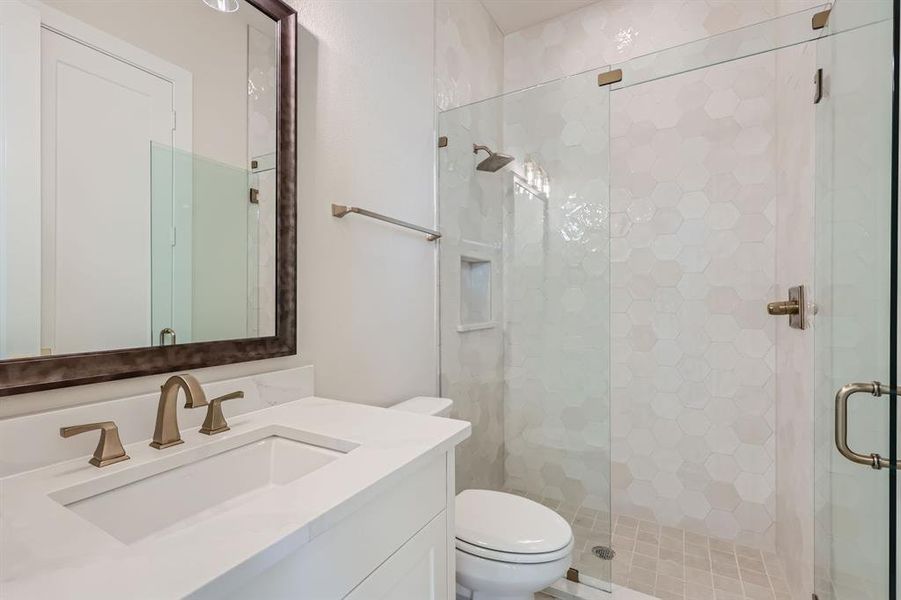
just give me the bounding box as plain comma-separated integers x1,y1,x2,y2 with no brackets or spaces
0,0,297,396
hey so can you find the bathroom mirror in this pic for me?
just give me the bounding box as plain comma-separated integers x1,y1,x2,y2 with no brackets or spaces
0,0,296,395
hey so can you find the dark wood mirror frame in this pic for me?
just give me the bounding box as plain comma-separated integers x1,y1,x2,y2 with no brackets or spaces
0,0,297,397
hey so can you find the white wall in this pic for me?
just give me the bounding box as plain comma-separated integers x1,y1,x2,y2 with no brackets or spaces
295,0,438,407
0,0,442,417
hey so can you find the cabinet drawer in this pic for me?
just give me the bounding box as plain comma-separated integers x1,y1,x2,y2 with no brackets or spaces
345,511,447,600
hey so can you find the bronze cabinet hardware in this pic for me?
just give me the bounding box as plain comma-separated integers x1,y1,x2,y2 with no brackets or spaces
60,421,130,467
150,374,209,449
199,391,245,435
835,381,901,469
767,285,806,330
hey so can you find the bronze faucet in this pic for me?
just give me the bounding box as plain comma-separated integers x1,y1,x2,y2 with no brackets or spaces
150,374,244,448
150,374,209,448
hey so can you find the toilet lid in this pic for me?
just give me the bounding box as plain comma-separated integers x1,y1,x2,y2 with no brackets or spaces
455,490,572,555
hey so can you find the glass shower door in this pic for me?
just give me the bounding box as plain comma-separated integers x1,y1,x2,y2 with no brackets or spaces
812,4,897,599
151,144,259,346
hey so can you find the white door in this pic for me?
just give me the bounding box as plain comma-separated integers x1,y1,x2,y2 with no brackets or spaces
0,0,40,359
41,28,174,354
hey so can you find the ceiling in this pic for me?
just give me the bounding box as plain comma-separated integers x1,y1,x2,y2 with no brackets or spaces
479,0,600,35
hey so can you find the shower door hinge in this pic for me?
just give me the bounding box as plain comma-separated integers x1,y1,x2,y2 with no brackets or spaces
813,68,824,104
170,227,177,247
812,9,830,30
249,188,259,204
438,136,448,148
566,567,580,583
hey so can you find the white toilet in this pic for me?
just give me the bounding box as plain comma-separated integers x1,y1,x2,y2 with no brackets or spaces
454,489,574,600
391,398,574,600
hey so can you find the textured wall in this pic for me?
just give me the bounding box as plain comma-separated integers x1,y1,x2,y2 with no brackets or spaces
503,0,778,94
435,0,504,111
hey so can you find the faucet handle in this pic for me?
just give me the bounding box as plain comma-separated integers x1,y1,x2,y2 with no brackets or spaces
60,421,130,468
199,391,244,435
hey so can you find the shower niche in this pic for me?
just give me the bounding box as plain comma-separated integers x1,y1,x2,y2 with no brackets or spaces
458,255,494,332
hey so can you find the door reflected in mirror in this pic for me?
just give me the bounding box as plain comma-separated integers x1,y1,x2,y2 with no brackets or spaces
0,0,278,359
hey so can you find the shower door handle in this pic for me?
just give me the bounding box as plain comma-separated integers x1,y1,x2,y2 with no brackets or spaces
835,381,900,469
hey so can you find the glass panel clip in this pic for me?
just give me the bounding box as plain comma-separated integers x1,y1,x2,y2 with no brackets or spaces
812,9,830,30
597,69,623,87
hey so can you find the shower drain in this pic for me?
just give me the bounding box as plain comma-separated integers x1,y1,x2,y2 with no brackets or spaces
591,545,616,560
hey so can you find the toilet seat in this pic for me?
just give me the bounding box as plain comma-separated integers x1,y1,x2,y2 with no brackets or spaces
455,490,573,565
455,537,574,564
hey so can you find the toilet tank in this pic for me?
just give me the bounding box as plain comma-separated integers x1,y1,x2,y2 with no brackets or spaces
390,396,453,417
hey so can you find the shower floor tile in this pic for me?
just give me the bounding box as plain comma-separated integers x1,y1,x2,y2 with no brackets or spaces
502,489,794,600
603,515,795,600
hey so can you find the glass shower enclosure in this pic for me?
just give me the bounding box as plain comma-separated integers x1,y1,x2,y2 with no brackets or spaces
438,1,898,597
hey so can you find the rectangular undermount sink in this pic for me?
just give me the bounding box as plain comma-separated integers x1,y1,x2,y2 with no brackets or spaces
50,429,353,544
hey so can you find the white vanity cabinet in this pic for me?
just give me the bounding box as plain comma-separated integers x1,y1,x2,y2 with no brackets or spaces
195,452,456,600
1,396,469,600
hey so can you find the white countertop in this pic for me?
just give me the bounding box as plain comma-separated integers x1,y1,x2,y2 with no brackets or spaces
0,397,470,599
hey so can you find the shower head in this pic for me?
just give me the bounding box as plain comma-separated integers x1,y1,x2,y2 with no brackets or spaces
473,144,515,172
